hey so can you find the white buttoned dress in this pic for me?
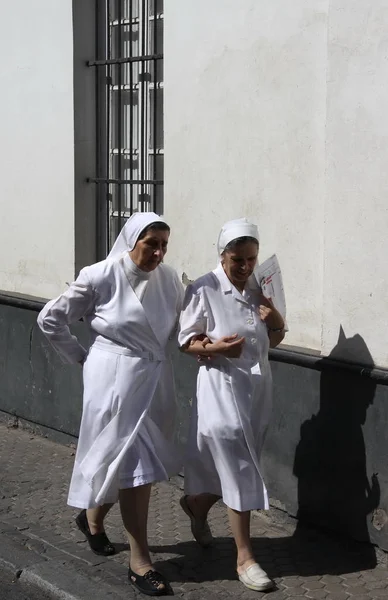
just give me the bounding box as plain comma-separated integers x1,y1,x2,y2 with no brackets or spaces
178,264,272,512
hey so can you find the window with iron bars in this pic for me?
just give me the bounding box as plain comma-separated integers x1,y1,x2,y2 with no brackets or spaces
89,0,163,259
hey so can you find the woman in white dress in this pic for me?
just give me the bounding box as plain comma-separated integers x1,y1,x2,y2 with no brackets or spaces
178,218,286,593
37,212,184,597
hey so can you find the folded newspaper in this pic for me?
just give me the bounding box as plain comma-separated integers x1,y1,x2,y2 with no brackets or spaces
255,254,287,320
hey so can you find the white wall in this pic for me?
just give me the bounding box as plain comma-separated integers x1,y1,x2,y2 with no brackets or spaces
165,0,388,367
0,0,75,299
165,0,327,352
323,0,388,366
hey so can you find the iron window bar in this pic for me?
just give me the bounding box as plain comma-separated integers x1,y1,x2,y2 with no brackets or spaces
111,82,164,90
111,13,163,25
109,149,164,155
88,54,163,67
88,178,163,185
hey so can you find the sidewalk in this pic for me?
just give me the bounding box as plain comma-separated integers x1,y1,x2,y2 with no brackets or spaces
0,422,387,600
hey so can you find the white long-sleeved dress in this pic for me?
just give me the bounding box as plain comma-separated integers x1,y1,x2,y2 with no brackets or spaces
38,253,184,508
178,264,272,512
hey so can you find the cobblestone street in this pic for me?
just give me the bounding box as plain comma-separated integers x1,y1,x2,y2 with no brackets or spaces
0,423,387,599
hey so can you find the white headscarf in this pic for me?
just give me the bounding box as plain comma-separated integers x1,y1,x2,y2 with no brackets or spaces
217,218,259,256
107,212,168,260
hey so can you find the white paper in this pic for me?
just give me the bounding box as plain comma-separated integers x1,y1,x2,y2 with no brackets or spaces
255,254,287,320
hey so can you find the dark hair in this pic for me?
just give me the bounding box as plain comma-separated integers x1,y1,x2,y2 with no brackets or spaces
223,235,259,253
137,221,170,241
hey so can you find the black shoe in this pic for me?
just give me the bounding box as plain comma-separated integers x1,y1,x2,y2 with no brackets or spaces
75,509,115,556
128,567,172,596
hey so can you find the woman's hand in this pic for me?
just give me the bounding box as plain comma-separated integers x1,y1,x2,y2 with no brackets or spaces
207,334,245,358
183,333,245,359
258,295,284,330
190,334,212,362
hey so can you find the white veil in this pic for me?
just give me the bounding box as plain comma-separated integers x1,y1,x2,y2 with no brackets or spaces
107,212,168,260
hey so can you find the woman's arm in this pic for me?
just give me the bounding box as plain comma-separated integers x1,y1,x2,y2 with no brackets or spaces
258,295,286,349
179,283,245,358
37,268,95,365
178,286,207,351
268,329,286,348
182,334,245,358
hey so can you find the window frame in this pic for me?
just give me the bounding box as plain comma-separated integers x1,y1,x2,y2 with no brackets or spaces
89,0,164,260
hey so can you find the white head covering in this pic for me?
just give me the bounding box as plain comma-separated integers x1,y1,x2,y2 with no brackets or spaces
217,218,259,256
107,212,168,260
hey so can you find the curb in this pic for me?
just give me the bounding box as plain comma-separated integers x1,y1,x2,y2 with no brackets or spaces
21,561,130,600
0,524,134,599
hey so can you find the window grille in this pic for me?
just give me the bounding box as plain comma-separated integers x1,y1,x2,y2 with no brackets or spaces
89,0,164,258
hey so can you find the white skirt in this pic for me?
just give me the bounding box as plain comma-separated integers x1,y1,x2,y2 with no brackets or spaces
67,344,181,509
118,421,172,489
184,361,272,512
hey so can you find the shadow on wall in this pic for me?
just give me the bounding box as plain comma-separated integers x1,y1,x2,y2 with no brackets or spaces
293,326,379,569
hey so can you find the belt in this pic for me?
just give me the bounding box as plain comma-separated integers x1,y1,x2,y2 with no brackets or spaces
92,341,166,362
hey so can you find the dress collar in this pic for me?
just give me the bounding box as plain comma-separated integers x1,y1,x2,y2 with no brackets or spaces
122,253,151,281
213,263,258,296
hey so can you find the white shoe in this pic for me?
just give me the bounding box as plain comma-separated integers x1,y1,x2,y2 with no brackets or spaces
238,563,274,592
179,495,213,547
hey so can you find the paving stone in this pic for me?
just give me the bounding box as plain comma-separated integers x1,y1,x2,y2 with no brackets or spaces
303,580,325,590
343,581,368,590
369,590,388,598
342,587,368,596
283,587,307,596
360,572,383,582
283,577,304,585
322,576,345,585
324,584,348,594
305,591,328,599
365,581,388,590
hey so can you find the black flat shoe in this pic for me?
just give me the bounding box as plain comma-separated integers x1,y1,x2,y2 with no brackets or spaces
75,509,115,556
128,567,172,596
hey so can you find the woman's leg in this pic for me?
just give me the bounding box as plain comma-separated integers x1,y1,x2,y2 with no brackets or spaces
227,507,255,573
228,506,273,590
181,493,219,547
186,493,220,519
119,484,154,575
86,503,114,534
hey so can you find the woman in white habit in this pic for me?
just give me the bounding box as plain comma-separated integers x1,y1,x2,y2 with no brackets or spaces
37,212,184,597
178,218,286,593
